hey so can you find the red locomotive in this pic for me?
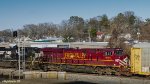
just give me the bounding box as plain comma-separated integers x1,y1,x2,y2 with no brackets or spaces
39,48,129,75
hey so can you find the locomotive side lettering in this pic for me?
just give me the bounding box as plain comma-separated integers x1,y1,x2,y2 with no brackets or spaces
64,52,85,59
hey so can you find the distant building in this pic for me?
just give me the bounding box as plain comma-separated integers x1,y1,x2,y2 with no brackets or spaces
30,42,69,48
96,32,104,39
103,34,111,42
33,37,63,43
120,33,131,40
0,37,3,42
0,42,10,48
14,36,32,43
70,42,108,48
133,42,150,48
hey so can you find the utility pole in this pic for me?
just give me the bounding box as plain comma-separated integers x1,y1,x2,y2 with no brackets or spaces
13,31,21,80
88,27,91,42
22,37,25,72
137,32,140,43
18,37,21,80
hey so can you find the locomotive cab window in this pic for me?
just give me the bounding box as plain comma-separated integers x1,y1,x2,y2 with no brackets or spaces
115,50,123,56
105,51,112,56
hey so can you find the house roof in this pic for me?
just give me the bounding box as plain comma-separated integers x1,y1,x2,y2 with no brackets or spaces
96,32,104,35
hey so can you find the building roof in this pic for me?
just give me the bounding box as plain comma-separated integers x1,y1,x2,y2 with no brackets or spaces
96,32,104,35
133,42,150,48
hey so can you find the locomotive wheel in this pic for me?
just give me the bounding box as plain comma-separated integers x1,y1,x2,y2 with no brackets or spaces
43,65,48,72
105,68,112,75
97,70,103,75
85,66,94,73
114,71,121,76
94,67,103,75
58,65,63,71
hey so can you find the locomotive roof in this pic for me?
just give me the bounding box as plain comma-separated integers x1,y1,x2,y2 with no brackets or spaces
40,47,123,51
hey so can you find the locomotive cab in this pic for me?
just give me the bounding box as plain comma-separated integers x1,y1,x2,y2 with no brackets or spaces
113,49,129,67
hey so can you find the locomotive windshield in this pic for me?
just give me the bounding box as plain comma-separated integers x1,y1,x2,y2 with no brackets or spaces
114,50,123,56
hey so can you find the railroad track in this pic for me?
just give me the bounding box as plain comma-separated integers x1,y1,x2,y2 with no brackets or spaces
0,66,149,80
0,60,150,80
67,71,150,80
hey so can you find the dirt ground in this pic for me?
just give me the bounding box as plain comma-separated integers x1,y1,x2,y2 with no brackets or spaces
0,73,150,84
0,79,98,84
